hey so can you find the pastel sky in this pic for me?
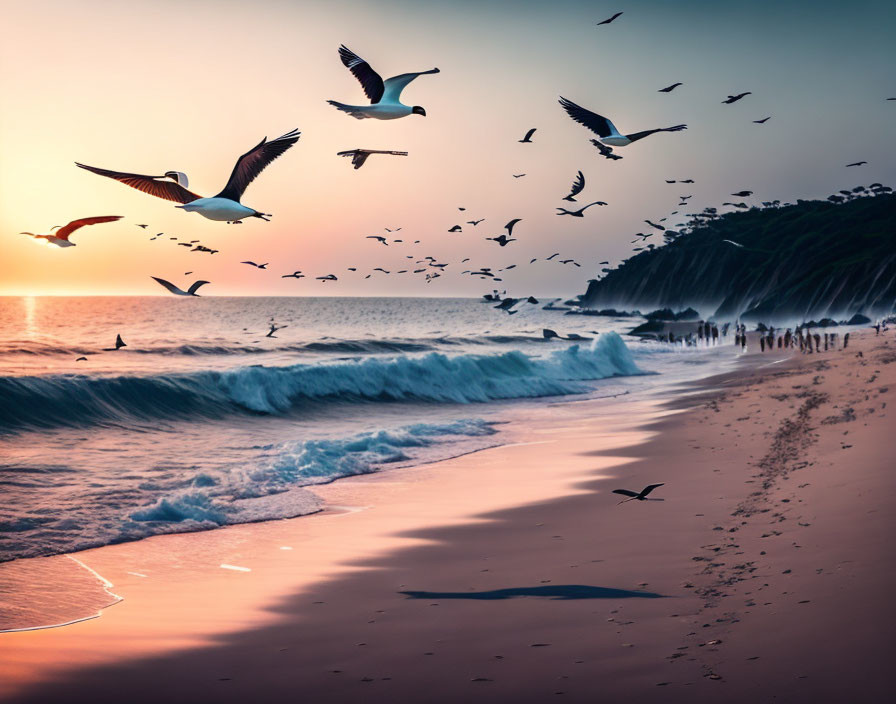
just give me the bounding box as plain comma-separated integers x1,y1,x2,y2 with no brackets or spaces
1,0,894,296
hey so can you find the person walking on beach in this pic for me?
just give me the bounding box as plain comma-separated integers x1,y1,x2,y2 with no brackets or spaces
844,332,850,349
760,336,766,352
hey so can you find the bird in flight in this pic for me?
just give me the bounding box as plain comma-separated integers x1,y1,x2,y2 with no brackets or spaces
722,92,751,104
20,215,122,248
467,219,485,226
103,334,127,351
337,149,408,169
658,82,683,93
560,97,687,147
846,161,867,167
366,235,388,245
512,173,526,178
612,483,664,505
328,45,439,120
556,201,606,217
488,234,516,247
597,12,622,25
731,190,753,197
518,128,537,143
753,116,771,124
135,224,148,229
448,225,462,232
317,274,338,282
282,271,305,279
76,130,300,223
241,261,268,269
562,171,586,202
151,276,209,296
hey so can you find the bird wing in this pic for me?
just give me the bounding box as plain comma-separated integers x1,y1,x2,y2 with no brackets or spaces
53,215,123,241
75,164,201,204
150,276,185,295
187,280,209,295
639,483,664,497
625,125,687,143
558,97,619,138
352,152,370,169
338,45,385,103
215,129,300,201
522,128,536,141
566,171,585,199
612,489,640,497
381,68,440,104
505,218,522,236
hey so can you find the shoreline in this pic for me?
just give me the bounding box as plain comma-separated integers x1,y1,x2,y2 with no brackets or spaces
1,332,893,702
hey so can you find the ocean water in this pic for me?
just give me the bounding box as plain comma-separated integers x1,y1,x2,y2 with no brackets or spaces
0,296,733,563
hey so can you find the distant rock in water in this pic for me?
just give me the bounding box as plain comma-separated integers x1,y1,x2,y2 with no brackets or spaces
577,193,896,323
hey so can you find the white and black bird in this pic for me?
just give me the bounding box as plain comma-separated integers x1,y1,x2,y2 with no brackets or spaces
556,201,606,217
76,130,300,224
20,216,122,248
562,171,586,202
612,483,664,505
560,97,687,147
151,276,209,296
518,128,536,143
328,45,439,120
337,149,408,169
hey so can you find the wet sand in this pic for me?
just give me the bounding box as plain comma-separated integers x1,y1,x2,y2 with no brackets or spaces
1,331,893,703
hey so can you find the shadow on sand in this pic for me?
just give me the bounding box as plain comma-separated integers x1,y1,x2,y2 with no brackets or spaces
399,584,664,601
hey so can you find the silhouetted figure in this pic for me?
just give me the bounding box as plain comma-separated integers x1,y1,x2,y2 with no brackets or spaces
843,332,850,349
712,325,719,344
813,333,821,351
760,336,766,352
824,333,829,351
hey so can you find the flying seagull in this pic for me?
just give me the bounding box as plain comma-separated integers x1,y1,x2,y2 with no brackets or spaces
560,97,687,147
845,161,867,167
20,215,122,248
76,130,300,223
135,224,148,229
337,149,408,169
316,274,338,281
448,225,462,232
658,82,683,93
151,276,209,296
731,190,753,197
722,92,751,104
282,271,305,279
753,116,771,124
487,234,516,247
328,45,439,120
467,219,485,226
513,173,526,178
612,483,664,505
562,171,585,202
597,12,622,25
241,261,268,269
556,201,606,217
366,235,388,245
518,128,536,143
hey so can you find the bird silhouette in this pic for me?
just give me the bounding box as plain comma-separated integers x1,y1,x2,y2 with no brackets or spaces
722,92,751,104
518,128,536,143
612,483,664,505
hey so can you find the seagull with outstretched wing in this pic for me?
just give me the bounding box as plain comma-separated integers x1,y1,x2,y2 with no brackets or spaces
20,216,122,248
560,97,687,147
328,45,439,120
337,149,408,169
151,276,209,296
612,483,664,505
76,129,300,224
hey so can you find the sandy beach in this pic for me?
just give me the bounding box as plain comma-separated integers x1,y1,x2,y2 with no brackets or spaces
2,330,894,703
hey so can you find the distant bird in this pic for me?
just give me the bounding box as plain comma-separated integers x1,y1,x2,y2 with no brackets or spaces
559,259,581,267
591,140,623,160
337,148,408,169
722,92,751,104
680,179,695,183
282,271,305,279
241,261,268,269
184,271,192,275
560,97,686,147
328,45,439,120
731,190,753,197
612,483,664,505
487,234,516,247
75,357,88,362
151,276,209,296
135,224,148,229
753,116,771,124
597,12,623,25
722,239,744,248
644,219,665,230
599,261,609,265
519,128,537,143
103,334,127,351
546,252,560,260
366,236,388,245
266,323,287,338
845,161,867,167
448,225,462,232
562,171,586,202
556,201,606,217
458,207,466,211
317,274,338,281
513,173,526,178
76,130,300,223
658,82,683,93
21,216,122,248
467,219,485,226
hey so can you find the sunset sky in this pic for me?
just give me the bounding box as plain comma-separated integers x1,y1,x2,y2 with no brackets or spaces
1,0,894,296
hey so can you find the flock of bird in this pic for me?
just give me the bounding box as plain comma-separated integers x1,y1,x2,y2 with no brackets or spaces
18,11,885,304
